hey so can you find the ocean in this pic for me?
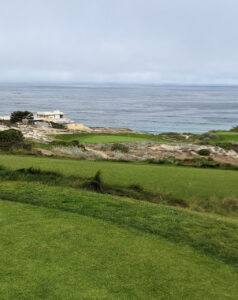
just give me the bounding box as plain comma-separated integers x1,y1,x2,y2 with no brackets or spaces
0,83,238,134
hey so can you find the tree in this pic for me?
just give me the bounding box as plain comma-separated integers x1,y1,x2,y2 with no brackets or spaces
10,111,34,124
0,129,24,150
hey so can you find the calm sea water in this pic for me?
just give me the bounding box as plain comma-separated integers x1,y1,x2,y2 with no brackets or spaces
0,83,238,133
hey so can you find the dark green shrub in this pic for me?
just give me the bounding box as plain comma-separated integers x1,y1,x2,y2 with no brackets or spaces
198,149,211,156
10,111,33,123
161,195,189,208
129,184,144,192
215,142,238,153
23,143,32,151
111,143,129,153
230,126,238,132
0,129,24,150
17,167,61,177
71,140,86,150
50,122,66,129
72,140,79,146
198,132,218,141
78,143,86,151
82,170,104,193
50,140,68,147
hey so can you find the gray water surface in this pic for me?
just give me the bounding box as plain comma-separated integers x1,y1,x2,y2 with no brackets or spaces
0,83,238,133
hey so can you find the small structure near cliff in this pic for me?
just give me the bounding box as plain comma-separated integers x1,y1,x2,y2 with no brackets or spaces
35,110,74,125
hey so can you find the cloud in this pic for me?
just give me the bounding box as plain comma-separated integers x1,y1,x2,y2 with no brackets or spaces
0,0,238,83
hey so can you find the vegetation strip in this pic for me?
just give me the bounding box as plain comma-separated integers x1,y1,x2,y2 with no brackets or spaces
0,166,188,206
0,165,237,216
0,180,238,270
146,156,238,171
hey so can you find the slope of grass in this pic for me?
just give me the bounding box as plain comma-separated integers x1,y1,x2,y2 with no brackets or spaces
1,199,238,299
0,165,237,216
0,154,238,201
0,180,238,268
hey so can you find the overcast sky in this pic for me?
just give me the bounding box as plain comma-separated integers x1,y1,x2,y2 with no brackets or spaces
0,0,238,84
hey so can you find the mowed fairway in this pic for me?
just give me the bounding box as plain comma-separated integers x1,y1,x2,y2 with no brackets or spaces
206,131,238,145
53,133,163,144
1,193,238,299
0,154,238,200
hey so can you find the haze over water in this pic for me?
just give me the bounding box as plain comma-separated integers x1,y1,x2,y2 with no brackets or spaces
0,83,238,134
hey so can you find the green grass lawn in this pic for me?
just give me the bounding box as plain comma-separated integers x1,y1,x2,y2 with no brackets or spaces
0,154,238,201
1,181,238,299
205,131,238,144
216,131,238,143
53,132,167,144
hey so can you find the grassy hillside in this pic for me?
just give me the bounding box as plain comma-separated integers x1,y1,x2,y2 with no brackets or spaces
0,181,238,299
0,154,238,202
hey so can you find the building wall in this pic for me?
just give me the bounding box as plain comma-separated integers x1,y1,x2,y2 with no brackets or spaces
37,114,61,120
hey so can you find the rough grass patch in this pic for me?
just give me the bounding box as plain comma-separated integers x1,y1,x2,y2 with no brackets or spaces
111,143,129,153
81,170,105,193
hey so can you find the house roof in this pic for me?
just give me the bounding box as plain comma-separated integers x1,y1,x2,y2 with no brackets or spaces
37,110,64,116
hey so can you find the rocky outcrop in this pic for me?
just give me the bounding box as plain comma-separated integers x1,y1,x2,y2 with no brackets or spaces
0,124,66,143
85,142,238,163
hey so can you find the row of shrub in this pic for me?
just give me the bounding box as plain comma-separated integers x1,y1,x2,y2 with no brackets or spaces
215,142,238,153
50,139,86,149
0,166,187,208
111,143,129,153
146,156,238,170
0,129,33,152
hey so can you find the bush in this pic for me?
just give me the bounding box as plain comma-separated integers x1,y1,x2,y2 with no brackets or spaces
230,126,238,132
145,157,236,170
217,142,238,153
72,140,79,146
198,132,218,141
10,111,33,124
111,143,129,153
51,140,86,150
197,149,211,156
82,170,104,193
0,129,24,150
17,167,61,177
23,143,32,151
50,122,66,129
71,140,86,150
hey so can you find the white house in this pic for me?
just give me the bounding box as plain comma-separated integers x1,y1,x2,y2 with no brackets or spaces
36,110,64,121
35,110,74,124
